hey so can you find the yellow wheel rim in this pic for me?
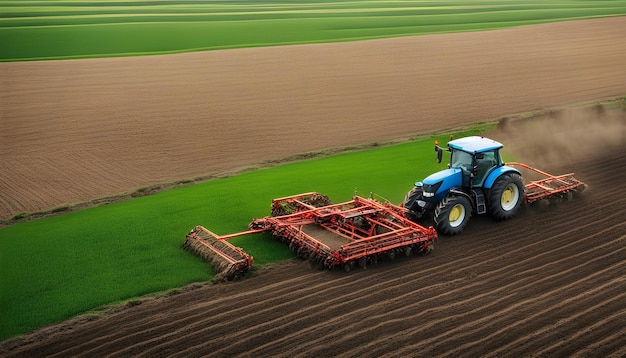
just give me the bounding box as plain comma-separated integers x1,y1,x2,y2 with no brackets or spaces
502,187,512,204
501,183,520,211
449,204,464,226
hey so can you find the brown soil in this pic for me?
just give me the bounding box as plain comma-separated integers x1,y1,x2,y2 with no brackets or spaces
1,17,626,357
2,17,626,221
2,142,625,357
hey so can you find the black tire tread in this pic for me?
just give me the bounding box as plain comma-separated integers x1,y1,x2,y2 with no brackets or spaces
488,173,525,220
434,195,472,236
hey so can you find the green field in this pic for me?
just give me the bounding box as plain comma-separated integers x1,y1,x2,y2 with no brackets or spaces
0,125,493,341
1,0,626,61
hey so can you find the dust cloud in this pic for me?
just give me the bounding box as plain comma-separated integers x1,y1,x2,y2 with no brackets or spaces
488,102,626,173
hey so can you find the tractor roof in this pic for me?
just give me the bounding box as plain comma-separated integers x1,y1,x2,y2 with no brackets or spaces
448,136,503,153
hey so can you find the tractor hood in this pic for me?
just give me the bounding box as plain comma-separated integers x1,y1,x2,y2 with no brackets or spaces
421,168,463,202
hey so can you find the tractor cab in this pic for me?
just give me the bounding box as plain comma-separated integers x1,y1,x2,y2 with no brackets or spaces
420,136,505,203
445,136,503,187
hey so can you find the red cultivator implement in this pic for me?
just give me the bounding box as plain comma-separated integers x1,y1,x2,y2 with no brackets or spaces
506,162,586,204
184,192,437,280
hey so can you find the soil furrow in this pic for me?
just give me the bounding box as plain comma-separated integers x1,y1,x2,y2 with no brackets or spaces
395,278,624,357
523,306,626,357
276,235,626,357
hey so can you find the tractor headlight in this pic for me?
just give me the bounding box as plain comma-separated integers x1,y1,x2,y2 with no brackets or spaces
423,181,443,198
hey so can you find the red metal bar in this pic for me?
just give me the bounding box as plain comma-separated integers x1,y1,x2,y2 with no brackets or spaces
271,192,320,203
506,162,560,177
217,228,266,241
505,162,585,203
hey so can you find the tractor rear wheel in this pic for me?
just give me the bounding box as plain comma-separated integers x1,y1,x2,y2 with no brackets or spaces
488,173,524,220
434,195,472,235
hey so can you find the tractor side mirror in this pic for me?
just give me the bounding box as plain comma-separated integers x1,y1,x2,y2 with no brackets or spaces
435,145,443,163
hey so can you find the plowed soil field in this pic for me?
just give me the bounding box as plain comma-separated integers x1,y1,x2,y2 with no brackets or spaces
2,142,625,356
1,17,626,357
2,17,626,220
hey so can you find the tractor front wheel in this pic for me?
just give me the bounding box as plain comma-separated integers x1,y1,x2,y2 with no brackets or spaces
434,195,472,235
488,173,524,220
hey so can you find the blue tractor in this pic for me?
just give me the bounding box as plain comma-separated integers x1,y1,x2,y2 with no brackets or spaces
403,136,525,235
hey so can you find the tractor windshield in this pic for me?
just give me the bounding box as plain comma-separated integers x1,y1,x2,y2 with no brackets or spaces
450,149,473,173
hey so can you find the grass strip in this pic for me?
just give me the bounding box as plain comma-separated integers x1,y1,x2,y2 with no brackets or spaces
0,124,491,341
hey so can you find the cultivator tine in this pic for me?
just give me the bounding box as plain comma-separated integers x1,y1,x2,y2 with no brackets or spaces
183,226,253,282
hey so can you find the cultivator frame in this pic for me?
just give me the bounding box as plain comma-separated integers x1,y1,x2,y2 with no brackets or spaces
184,192,437,280
506,162,586,204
